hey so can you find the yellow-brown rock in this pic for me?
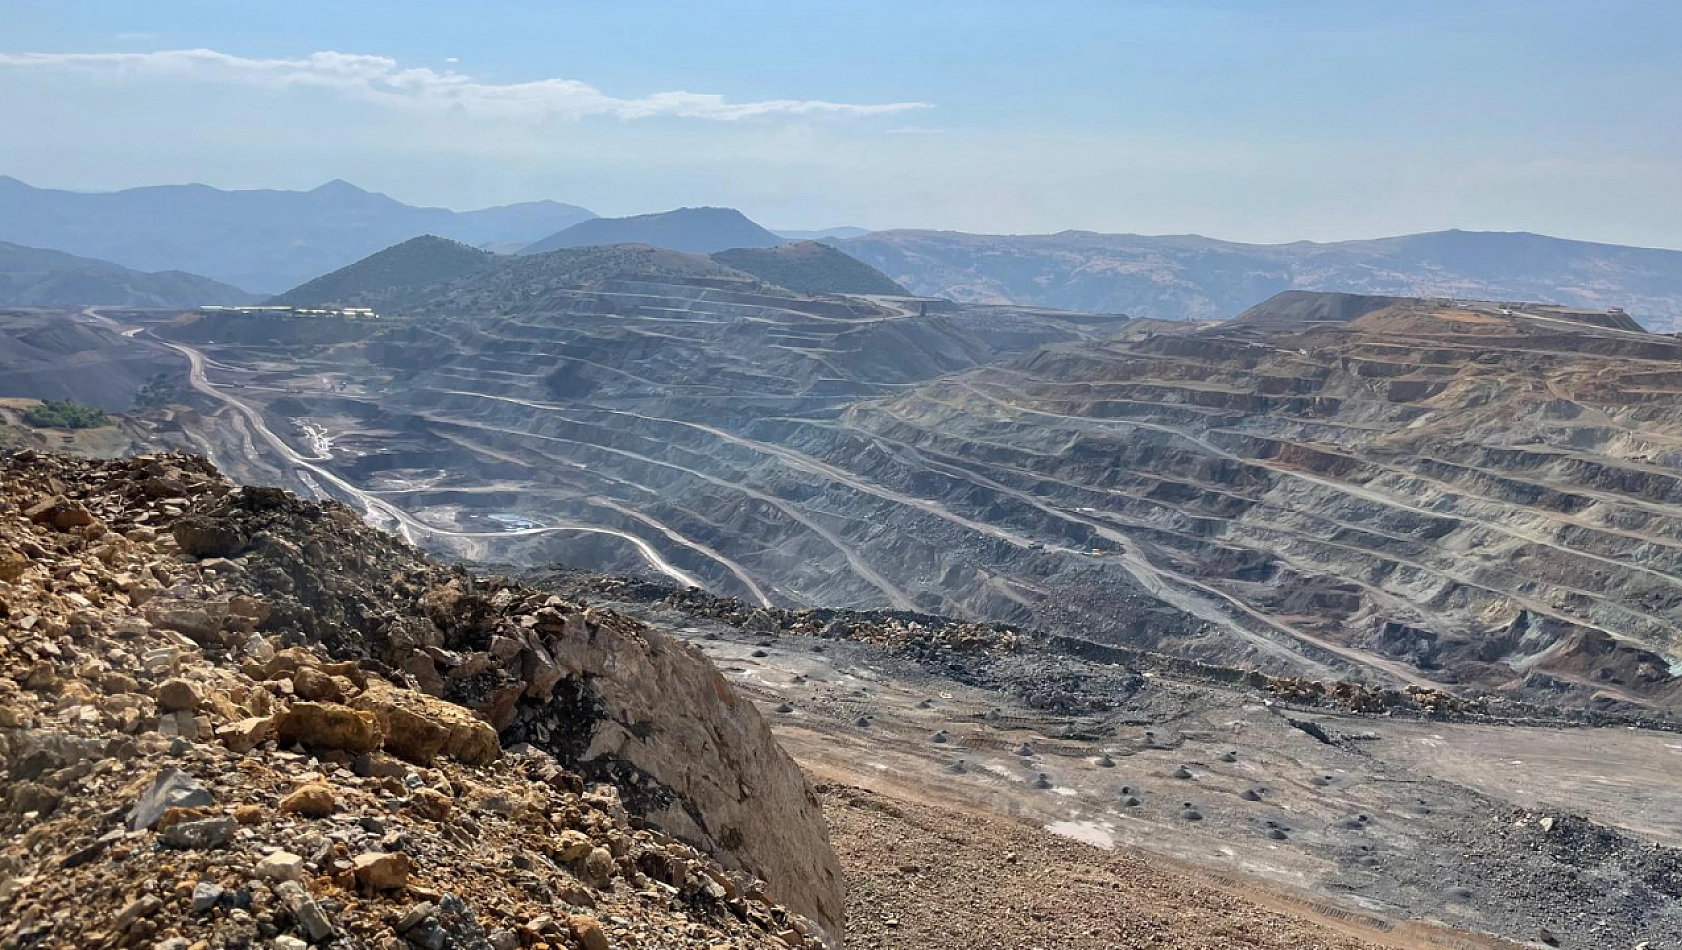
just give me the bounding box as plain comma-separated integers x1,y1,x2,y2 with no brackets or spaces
275,702,383,754
351,851,411,891
407,787,453,821
216,716,275,753
568,915,610,950
350,682,498,766
278,782,336,818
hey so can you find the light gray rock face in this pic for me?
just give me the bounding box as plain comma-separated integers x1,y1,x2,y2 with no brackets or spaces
484,606,846,946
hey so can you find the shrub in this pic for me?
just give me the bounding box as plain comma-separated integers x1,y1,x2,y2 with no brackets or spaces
131,373,180,411
23,399,110,429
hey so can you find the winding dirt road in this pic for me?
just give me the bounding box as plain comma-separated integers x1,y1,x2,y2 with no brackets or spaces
115,319,705,588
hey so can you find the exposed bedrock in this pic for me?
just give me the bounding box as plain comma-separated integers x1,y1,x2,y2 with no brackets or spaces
149,288,1682,712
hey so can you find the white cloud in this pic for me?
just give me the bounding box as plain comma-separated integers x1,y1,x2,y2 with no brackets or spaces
0,48,930,121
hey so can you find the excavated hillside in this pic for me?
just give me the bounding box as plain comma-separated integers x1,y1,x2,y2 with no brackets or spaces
126,272,1128,610
0,451,841,948
62,282,1682,714
814,295,1682,708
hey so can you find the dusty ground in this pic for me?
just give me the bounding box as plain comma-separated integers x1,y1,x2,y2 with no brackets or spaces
579,601,1682,950
820,781,1380,950
817,781,1523,950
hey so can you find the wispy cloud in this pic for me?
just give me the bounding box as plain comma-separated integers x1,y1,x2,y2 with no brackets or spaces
0,49,931,121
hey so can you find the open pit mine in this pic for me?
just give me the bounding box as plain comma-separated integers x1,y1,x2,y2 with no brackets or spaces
10,240,1682,948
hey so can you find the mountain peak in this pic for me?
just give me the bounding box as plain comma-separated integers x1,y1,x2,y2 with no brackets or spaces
269,234,494,309
0,176,594,292
521,206,785,256
310,178,370,195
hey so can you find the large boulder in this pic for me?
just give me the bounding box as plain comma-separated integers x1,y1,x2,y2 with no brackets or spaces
350,681,500,766
171,515,247,558
274,702,383,754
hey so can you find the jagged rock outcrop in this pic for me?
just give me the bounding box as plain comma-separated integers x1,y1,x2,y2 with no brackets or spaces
0,451,841,948
185,480,843,941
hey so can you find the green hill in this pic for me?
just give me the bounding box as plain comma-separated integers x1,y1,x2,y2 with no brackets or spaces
712,242,909,296
270,239,763,316
268,235,495,310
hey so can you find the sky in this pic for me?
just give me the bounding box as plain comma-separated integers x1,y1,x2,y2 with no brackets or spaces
3,0,1681,246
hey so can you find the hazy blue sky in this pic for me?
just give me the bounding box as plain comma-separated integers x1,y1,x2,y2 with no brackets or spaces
3,0,1680,244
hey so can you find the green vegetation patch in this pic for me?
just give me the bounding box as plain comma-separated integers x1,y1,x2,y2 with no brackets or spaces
131,373,181,412
23,399,111,429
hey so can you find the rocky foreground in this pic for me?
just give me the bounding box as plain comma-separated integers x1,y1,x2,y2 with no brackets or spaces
0,452,839,949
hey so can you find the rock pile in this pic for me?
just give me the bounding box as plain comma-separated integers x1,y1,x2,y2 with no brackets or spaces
533,577,1025,662
0,451,837,949
1263,677,1489,718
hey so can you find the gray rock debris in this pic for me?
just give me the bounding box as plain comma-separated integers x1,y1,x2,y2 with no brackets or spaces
275,880,335,942
161,816,238,850
191,881,224,913
128,767,214,831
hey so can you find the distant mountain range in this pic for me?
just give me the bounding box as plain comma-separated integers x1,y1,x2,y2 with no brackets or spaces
0,177,594,294
835,228,1682,330
8,173,1682,328
521,207,785,256
774,227,872,241
0,240,255,308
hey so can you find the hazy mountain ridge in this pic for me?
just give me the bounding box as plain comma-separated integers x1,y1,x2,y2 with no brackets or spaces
0,176,595,294
524,207,785,255
0,240,256,308
774,227,872,241
14,169,1682,329
837,228,1682,330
